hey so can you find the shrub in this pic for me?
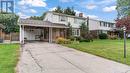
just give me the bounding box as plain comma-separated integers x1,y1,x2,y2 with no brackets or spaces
79,38,90,42
74,36,81,41
56,37,71,44
99,33,108,39
69,36,75,41
84,33,93,42
79,34,93,42
108,35,118,40
69,36,81,41
118,31,123,39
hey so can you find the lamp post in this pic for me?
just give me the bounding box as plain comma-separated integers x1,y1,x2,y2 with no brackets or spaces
123,26,126,58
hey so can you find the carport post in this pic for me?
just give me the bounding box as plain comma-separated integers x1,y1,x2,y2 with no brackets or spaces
49,27,52,43
20,25,24,44
22,25,25,44
20,25,22,44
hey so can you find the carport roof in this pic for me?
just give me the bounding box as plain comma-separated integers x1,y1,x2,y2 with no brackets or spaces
19,19,69,28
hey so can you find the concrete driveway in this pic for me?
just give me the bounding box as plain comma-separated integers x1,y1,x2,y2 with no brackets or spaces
17,42,130,73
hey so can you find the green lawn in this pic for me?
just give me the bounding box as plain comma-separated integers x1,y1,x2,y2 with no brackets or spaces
0,44,20,73
63,40,130,65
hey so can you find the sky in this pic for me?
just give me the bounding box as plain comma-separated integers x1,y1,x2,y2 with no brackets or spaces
14,0,117,22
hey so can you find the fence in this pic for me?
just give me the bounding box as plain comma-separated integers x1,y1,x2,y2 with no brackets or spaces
3,32,19,41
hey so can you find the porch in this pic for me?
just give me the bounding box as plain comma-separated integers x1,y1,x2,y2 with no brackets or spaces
19,19,68,44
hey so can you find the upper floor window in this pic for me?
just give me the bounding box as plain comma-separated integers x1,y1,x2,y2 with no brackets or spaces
108,23,114,28
59,16,67,22
103,22,106,27
110,24,114,28
100,21,114,28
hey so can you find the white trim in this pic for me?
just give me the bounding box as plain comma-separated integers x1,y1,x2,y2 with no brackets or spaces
49,27,52,43
22,25,24,44
20,25,22,44
20,25,25,44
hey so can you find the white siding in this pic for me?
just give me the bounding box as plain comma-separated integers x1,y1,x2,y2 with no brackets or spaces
44,12,115,32
89,19,115,31
44,12,86,28
89,19,100,30
44,13,53,22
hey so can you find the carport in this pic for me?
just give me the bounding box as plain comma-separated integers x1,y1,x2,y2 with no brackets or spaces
19,19,68,44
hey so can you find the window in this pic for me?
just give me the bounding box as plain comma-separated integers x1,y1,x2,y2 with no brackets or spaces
100,21,102,26
77,29,80,36
72,29,80,36
59,16,67,22
108,23,114,28
103,22,105,27
102,22,108,27
111,24,114,28
105,23,108,27
108,23,111,27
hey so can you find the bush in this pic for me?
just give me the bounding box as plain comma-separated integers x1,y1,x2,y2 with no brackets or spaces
74,36,81,41
69,36,81,41
84,33,93,42
99,33,108,39
118,31,123,39
79,38,91,42
69,36,75,41
78,35,93,42
56,37,71,44
108,35,118,40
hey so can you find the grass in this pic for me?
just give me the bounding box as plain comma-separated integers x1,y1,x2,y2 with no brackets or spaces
63,39,130,65
0,44,20,73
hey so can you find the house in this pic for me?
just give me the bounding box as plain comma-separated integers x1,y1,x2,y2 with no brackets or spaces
44,11,116,35
0,24,5,43
88,19,116,37
19,11,116,44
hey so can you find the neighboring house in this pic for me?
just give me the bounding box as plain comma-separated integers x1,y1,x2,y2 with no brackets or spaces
88,19,116,36
19,11,116,44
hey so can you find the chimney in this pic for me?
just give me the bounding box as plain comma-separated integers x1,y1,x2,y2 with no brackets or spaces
79,13,83,17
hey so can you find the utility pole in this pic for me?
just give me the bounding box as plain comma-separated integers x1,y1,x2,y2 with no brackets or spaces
123,26,126,58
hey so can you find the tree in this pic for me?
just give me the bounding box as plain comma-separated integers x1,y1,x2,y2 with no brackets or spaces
0,13,19,33
30,12,47,20
53,6,63,13
116,0,130,18
116,0,130,30
80,22,88,38
40,12,47,20
30,16,42,20
116,16,130,30
53,6,76,16
64,7,76,16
